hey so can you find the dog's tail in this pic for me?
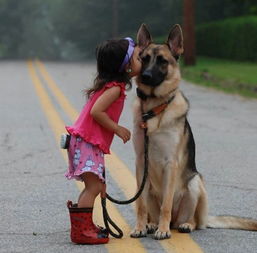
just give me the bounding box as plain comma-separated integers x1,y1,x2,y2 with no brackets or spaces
207,215,257,231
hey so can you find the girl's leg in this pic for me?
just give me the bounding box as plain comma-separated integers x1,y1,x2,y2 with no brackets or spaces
78,188,85,203
67,172,108,244
78,172,104,208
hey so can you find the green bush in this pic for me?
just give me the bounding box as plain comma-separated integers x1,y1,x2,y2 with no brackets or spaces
196,16,257,61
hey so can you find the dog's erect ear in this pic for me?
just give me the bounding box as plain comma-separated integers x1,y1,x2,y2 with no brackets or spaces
166,24,184,57
137,23,152,49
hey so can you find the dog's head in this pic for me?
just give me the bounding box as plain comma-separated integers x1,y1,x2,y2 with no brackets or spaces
136,24,184,97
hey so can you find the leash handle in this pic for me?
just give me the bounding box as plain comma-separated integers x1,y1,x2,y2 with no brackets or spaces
101,197,123,238
101,182,123,238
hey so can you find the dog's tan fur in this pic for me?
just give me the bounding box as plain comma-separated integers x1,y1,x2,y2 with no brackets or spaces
130,24,257,240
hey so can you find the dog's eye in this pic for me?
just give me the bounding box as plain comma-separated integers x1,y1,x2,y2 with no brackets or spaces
157,55,168,65
141,54,150,63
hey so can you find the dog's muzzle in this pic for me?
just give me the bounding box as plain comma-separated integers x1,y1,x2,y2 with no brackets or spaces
141,69,166,87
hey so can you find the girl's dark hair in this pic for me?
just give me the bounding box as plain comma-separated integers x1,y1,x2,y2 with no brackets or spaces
86,39,132,98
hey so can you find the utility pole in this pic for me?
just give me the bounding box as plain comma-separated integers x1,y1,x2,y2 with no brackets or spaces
183,0,196,65
112,0,118,38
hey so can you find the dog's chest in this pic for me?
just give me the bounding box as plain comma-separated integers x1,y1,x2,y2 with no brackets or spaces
147,130,182,197
147,130,179,196
148,129,180,165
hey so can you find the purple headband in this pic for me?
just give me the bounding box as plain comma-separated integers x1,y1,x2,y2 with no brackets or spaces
119,37,135,72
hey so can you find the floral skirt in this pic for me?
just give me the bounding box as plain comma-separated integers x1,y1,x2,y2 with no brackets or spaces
65,136,105,182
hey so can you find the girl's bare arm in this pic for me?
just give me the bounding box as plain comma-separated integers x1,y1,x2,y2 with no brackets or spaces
90,86,131,143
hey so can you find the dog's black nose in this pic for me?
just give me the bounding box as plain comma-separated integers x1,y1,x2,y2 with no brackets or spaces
141,70,152,83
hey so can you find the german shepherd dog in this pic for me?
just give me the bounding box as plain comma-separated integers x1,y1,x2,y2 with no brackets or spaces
130,24,257,240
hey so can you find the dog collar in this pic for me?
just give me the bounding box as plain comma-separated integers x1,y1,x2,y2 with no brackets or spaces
137,87,177,101
136,88,156,100
140,95,175,128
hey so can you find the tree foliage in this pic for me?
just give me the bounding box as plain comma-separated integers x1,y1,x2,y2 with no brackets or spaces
0,0,35,57
0,0,256,59
197,16,257,61
51,0,182,57
196,0,257,24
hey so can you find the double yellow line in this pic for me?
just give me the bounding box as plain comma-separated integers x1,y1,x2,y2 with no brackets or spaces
27,59,204,253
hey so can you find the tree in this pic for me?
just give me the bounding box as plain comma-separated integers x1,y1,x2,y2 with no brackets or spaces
0,0,27,57
196,0,257,24
183,0,196,65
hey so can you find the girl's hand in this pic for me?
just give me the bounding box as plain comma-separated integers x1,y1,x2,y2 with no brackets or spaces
115,125,131,143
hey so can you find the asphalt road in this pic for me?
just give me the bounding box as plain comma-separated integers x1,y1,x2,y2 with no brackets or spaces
0,61,257,253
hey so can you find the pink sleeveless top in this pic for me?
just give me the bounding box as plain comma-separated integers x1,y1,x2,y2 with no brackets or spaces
66,81,126,154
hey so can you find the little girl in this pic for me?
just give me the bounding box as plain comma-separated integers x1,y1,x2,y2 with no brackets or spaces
65,37,141,244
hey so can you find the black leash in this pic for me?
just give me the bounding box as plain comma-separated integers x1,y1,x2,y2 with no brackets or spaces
101,92,175,238
106,129,149,204
101,127,149,238
101,197,124,238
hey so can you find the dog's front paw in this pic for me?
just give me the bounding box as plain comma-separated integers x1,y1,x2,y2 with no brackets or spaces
153,229,171,240
146,223,158,234
130,228,147,238
178,223,193,233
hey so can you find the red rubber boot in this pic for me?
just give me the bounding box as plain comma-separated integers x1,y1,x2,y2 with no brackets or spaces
67,201,109,244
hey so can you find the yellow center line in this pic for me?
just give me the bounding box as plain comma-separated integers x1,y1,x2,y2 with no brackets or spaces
27,61,67,153
35,59,204,253
35,60,77,122
27,60,147,253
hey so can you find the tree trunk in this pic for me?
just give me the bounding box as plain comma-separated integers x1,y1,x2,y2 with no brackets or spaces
183,0,196,65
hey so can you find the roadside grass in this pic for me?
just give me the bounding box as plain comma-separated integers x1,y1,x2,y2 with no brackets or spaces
180,57,257,98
